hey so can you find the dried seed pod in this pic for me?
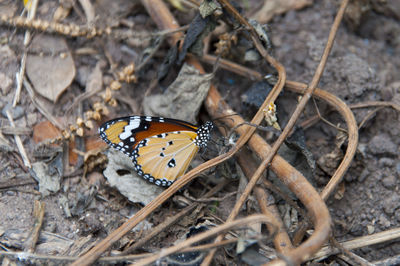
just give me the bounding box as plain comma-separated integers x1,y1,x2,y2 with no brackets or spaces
84,120,94,129
62,130,71,139
76,127,84,137
103,87,112,102
85,110,94,120
108,98,117,107
69,125,77,132
92,111,101,121
110,80,121,90
76,117,84,127
263,102,281,131
93,102,103,112
101,106,110,116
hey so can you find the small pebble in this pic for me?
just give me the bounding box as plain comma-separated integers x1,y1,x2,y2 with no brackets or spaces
5,190,16,196
0,72,13,95
1,102,24,120
379,157,394,167
396,162,400,176
344,208,353,217
368,134,397,156
381,175,396,189
358,168,370,182
379,214,391,228
383,194,400,215
367,225,375,234
381,84,394,101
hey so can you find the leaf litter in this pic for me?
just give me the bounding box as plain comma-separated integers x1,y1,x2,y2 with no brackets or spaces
0,0,399,265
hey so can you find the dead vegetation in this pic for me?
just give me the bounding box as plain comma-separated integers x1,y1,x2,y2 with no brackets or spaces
0,0,400,265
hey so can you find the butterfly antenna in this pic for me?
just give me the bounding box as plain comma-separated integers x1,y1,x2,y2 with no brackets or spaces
212,113,240,123
209,113,242,137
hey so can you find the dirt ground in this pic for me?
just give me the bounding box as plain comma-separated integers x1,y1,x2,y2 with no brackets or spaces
0,0,399,265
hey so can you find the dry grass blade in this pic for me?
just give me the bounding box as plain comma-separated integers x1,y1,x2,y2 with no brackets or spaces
311,227,400,260
6,110,31,168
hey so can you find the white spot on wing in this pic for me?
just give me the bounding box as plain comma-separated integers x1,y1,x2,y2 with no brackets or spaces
119,119,141,140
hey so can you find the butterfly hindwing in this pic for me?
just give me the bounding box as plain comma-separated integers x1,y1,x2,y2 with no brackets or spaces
134,131,199,186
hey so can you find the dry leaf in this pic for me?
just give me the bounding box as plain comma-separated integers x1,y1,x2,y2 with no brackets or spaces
31,161,62,196
26,35,76,103
33,121,63,143
252,0,313,23
144,64,213,124
103,150,164,205
33,121,105,165
86,62,103,92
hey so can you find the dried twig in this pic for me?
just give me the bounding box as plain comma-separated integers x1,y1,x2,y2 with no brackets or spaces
133,214,275,266
201,0,348,263
23,200,45,253
0,176,35,189
121,180,229,254
0,237,238,264
23,78,64,130
357,106,384,129
236,148,293,254
12,0,39,106
350,101,400,112
72,0,354,265
0,126,31,135
183,189,236,203
200,54,359,205
71,0,284,263
311,227,400,260
5,110,31,168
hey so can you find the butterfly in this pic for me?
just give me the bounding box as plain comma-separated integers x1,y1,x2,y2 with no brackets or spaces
99,116,213,186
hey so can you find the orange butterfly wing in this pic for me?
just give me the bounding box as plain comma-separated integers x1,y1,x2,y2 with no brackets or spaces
135,131,199,186
99,116,213,186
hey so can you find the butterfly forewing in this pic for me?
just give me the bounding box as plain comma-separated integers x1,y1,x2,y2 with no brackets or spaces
99,116,212,186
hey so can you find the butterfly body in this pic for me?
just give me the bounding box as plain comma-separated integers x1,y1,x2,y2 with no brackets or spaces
99,116,213,186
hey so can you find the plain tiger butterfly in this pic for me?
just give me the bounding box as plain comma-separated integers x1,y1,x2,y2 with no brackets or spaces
99,116,213,186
